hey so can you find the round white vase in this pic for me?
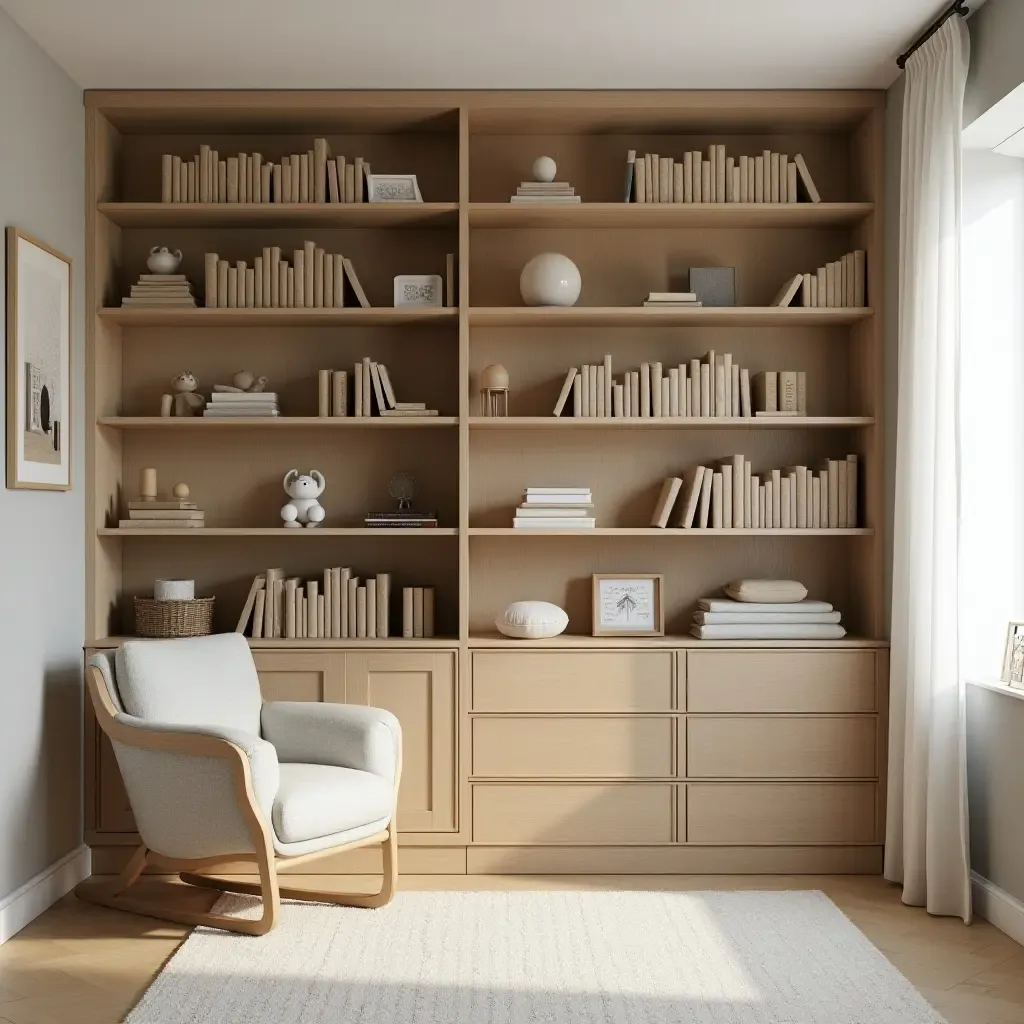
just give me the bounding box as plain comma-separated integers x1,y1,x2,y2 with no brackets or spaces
519,253,581,307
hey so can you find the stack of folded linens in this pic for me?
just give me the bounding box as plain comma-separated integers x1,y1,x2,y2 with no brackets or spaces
690,579,846,640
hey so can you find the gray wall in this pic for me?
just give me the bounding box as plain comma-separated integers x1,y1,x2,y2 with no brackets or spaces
964,0,1024,128
0,7,84,902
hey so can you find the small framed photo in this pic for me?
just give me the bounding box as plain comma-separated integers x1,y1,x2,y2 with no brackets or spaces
394,274,443,308
366,173,423,203
592,573,664,637
1001,621,1024,688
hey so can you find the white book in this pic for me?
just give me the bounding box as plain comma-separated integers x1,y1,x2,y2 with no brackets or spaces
513,519,595,528
694,611,842,625
697,468,713,528
553,367,577,416
678,466,705,528
526,487,591,494
651,477,683,528
516,507,589,518
793,154,821,203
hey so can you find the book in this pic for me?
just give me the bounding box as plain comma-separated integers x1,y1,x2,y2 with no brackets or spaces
854,249,866,307
779,371,798,413
553,368,577,417
377,364,398,408
651,477,683,528
697,469,713,527
847,454,858,527
235,575,265,632
343,258,370,308
513,519,596,528
739,368,751,418
362,357,373,415
129,509,204,520
128,500,196,510
793,154,821,203
370,362,388,413
771,274,804,308
677,466,705,528
118,519,205,529
516,507,589,518
646,292,698,302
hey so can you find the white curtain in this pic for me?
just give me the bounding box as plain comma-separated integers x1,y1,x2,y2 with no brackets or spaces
885,14,971,922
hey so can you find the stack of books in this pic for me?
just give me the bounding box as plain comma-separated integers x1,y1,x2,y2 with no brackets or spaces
119,498,204,530
690,596,845,640
364,509,438,529
121,274,197,307
643,291,701,308
514,487,595,529
510,181,580,204
204,392,279,418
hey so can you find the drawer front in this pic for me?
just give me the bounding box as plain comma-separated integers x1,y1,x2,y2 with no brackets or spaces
472,783,675,844
687,782,878,844
472,652,673,712
686,651,876,713
472,717,674,778
687,716,878,779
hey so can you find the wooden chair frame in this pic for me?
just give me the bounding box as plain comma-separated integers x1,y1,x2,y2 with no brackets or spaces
75,666,401,935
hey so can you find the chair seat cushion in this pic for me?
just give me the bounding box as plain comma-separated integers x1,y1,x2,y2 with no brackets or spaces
272,763,393,845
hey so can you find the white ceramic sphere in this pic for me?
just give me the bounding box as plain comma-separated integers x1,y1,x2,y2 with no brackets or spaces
532,155,557,182
519,253,581,307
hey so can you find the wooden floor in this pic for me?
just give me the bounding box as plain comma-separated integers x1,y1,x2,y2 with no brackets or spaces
0,874,1021,1023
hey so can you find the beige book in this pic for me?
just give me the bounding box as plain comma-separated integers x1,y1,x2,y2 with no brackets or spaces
724,156,734,201
334,156,346,201
306,580,318,638
660,377,670,419
378,365,398,409
347,577,360,637
720,461,733,529
179,160,188,203
199,145,210,202
185,159,196,202
635,160,646,203
412,587,424,637
651,153,660,204
251,591,265,638
363,357,373,416
651,477,683,528
621,376,631,417
216,156,225,202
747,157,755,203
797,371,807,415
770,152,780,203
716,144,726,200
293,249,305,307
356,586,367,638
738,155,748,202
424,588,435,638
676,466,704,528
787,161,798,203
706,145,715,203
678,363,688,416
596,365,605,417
253,153,263,202
764,480,773,528
162,154,173,202
801,272,812,307
272,162,283,203
236,575,266,632
580,366,589,417
366,577,377,638
714,359,726,418
313,138,328,203
692,151,702,203
701,161,711,203
590,363,598,416
739,367,751,418
314,248,325,307
770,468,781,527
216,260,228,308
793,154,821,202
687,358,699,417
316,595,325,639
809,275,818,307
332,254,345,307
324,251,334,308
698,363,710,417
553,368,576,416
795,466,808,528
780,476,792,528
340,568,351,638
226,267,238,308
355,157,365,203
270,247,281,307
377,573,390,638
262,162,272,203
264,568,282,638
630,371,640,418
640,154,650,203
827,460,839,527
298,153,309,203
245,268,255,308
603,353,613,416
751,477,761,529
638,362,649,418
762,149,772,201
816,267,827,307
239,153,249,203
659,156,670,203
261,247,272,307
668,367,680,417
284,578,298,638
204,253,218,308
744,460,753,527
711,472,723,528
327,160,340,203
285,263,294,308
826,261,837,307
778,154,788,203
779,371,798,412
613,382,624,417
402,587,414,638
731,453,744,528
682,152,693,202
303,240,315,308
731,364,740,419
731,165,740,204
282,160,292,202
837,459,849,529
697,469,713,527
651,362,662,418
846,454,858,527
226,156,239,202
840,253,849,307
667,157,675,202
318,369,332,417
344,162,355,203
811,475,821,529
673,161,684,203
854,250,866,307
332,369,348,417
354,360,364,416
370,361,388,414
722,353,732,415
288,154,300,201
754,155,764,203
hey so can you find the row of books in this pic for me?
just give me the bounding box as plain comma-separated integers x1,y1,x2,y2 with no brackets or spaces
625,147,820,204
509,180,580,205
203,392,279,418
690,595,846,640
316,359,438,419
513,488,594,529
650,455,859,530
118,497,204,529
773,251,868,308
121,274,196,307
202,246,370,309
552,354,806,419
161,141,371,204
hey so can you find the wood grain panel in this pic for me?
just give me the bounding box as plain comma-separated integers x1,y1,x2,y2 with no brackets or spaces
253,651,344,702
471,651,673,711
471,717,674,778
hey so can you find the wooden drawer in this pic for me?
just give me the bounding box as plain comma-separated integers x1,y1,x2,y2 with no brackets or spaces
472,652,673,712
686,651,877,713
472,783,674,844
472,716,674,778
687,782,878,844
687,716,878,778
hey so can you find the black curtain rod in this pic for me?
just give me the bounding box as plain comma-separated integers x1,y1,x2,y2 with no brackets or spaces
897,1,969,68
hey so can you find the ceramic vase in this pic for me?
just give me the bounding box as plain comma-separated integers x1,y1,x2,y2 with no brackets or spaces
519,253,581,307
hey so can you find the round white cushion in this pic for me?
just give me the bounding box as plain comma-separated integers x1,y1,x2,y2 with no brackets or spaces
495,601,568,639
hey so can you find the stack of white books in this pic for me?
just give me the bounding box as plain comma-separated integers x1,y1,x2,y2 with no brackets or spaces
203,392,279,417
689,596,846,640
121,274,197,307
643,291,702,308
513,488,594,529
119,498,204,530
510,182,580,204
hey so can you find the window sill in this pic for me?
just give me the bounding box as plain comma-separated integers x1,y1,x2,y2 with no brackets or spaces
968,678,1024,702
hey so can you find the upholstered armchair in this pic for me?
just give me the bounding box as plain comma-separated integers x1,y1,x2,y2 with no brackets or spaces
75,633,402,935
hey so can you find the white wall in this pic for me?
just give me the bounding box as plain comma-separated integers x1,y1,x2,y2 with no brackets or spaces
0,6,85,905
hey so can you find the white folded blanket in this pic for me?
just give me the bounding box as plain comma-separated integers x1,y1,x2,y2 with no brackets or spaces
697,598,834,613
694,611,842,625
690,623,847,640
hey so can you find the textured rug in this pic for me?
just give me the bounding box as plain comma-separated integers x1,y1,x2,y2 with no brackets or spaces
127,890,945,1023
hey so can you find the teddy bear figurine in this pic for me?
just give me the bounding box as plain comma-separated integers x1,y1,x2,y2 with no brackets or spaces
212,370,269,394
281,469,326,528
170,372,206,416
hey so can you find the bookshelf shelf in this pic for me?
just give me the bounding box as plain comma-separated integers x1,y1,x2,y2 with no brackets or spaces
98,528,458,538
470,201,874,229
90,635,460,649
468,528,872,537
467,416,873,430
468,307,873,328
99,307,458,327
98,201,459,228
99,416,459,429
466,633,886,649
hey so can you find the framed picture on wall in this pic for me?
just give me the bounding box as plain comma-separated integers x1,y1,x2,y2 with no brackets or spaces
592,573,664,637
6,227,72,490
1001,621,1024,689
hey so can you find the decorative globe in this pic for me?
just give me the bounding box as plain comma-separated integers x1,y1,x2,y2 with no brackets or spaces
519,253,582,307
532,155,557,182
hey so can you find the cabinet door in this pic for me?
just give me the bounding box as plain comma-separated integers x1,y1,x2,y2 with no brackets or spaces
252,651,347,703
346,651,456,833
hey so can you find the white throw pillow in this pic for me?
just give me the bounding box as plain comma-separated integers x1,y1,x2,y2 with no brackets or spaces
495,601,569,639
724,579,808,604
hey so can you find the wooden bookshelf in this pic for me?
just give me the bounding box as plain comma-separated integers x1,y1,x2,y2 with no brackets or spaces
85,89,887,877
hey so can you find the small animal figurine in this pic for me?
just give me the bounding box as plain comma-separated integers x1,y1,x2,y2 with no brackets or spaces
281,469,326,528
212,370,269,393
170,372,206,416
147,246,182,275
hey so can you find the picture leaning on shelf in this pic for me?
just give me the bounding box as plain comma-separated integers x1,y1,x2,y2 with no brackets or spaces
625,146,820,204
650,455,859,530
772,250,867,308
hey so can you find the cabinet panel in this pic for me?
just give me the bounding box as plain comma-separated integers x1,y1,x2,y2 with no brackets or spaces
687,716,877,779
686,651,876,713
252,651,346,703
97,733,136,832
346,651,457,833
687,782,878,844
472,716,674,778
472,652,673,712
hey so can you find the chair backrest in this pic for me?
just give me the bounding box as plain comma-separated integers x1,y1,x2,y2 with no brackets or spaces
111,633,263,735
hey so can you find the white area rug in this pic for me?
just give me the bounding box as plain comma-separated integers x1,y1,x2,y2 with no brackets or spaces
128,890,946,1023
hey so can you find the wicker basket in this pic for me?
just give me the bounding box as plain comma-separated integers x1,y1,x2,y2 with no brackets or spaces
134,597,215,638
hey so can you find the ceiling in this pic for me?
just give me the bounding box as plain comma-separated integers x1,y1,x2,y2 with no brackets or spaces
0,0,980,91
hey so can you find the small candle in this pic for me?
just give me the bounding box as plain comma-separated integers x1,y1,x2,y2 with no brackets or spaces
140,467,157,501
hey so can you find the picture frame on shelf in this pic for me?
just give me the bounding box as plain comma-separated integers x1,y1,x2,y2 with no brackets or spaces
6,227,72,490
592,573,664,637
366,173,423,203
394,274,443,308
1001,621,1024,688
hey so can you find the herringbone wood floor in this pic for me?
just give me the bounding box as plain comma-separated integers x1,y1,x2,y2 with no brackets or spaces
0,875,1021,1023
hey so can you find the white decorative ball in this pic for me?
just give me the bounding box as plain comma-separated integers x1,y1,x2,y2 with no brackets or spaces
495,601,569,640
532,155,557,182
519,253,582,307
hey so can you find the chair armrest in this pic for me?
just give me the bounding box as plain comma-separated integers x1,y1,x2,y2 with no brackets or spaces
261,702,401,783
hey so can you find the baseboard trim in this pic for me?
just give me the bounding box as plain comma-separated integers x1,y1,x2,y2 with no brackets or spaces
972,871,1024,946
0,845,92,945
